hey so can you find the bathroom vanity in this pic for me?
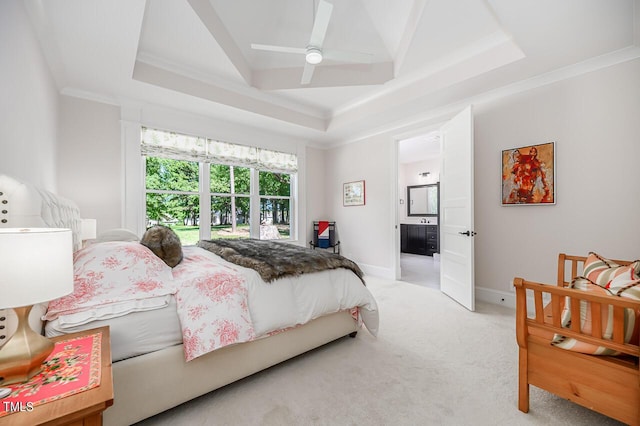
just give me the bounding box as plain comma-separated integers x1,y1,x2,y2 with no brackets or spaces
401,223,438,256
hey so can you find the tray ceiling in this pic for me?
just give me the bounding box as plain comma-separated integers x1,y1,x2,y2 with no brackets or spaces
23,0,640,145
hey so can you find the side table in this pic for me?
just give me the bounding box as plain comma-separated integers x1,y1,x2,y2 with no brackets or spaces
1,326,113,426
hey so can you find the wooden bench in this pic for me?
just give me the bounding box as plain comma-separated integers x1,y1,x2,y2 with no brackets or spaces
514,253,640,425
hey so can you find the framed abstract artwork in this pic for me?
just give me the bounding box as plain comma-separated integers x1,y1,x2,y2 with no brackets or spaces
343,180,365,206
501,142,555,206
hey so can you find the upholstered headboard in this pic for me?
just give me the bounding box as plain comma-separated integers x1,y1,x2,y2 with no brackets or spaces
0,174,82,251
0,175,82,339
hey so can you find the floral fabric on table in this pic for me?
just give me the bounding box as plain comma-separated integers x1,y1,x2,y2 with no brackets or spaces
0,333,102,417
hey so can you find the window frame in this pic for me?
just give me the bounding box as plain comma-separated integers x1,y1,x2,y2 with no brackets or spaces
207,163,252,240
143,155,296,243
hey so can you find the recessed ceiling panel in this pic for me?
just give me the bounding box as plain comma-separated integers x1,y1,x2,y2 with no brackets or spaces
138,0,245,84
400,0,504,75
488,0,634,63
39,0,146,94
211,0,392,70
361,0,416,58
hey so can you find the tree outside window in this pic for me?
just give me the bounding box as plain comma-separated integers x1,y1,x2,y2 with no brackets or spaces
144,157,293,244
145,157,200,233
259,171,291,239
210,164,250,239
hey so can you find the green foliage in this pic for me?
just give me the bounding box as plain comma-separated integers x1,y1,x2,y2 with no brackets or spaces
145,157,292,231
169,225,200,245
146,157,198,191
170,225,254,244
145,157,199,224
259,171,290,196
209,164,251,194
210,165,251,224
259,171,290,225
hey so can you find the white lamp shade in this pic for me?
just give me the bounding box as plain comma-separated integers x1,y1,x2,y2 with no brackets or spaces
0,228,74,308
81,218,97,240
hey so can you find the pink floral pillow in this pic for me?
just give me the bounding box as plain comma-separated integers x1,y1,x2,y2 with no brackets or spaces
45,242,176,326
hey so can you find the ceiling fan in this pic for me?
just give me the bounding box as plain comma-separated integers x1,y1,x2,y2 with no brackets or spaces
250,0,373,85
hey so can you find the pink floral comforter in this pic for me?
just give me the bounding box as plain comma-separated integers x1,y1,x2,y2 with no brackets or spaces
46,243,378,363
172,249,256,361
45,242,256,361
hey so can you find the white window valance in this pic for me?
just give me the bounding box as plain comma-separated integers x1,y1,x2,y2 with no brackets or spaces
141,127,298,173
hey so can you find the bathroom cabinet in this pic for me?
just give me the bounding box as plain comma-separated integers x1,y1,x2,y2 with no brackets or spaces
400,224,438,256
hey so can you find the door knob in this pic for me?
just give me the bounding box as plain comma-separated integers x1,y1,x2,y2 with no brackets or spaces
458,231,477,236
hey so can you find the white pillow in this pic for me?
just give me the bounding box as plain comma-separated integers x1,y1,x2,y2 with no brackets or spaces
95,228,139,242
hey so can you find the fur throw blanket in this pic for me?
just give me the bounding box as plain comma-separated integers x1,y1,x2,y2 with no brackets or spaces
140,225,183,267
196,239,364,284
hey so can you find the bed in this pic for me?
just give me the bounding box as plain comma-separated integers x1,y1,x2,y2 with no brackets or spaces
514,253,640,425
0,174,379,426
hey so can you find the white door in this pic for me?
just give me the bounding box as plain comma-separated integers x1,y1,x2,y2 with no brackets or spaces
439,106,475,311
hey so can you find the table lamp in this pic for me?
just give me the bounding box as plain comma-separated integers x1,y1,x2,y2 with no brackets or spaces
0,228,74,385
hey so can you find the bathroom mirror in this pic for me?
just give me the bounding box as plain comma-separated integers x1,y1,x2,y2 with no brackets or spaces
407,183,439,216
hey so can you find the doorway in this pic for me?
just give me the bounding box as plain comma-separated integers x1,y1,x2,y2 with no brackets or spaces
397,132,441,290
392,106,475,309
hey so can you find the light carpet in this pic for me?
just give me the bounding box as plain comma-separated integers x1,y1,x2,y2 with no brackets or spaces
135,276,624,426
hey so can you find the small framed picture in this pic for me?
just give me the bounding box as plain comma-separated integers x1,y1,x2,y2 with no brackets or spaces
343,180,365,207
501,142,555,206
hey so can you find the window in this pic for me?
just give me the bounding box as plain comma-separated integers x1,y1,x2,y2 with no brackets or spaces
259,171,291,239
145,157,200,245
210,164,251,239
141,128,297,245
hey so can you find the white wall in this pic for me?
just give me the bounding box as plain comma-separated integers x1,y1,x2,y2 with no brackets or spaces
305,146,327,243
474,57,640,294
327,58,640,294
324,134,395,277
0,0,59,191
58,96,122,234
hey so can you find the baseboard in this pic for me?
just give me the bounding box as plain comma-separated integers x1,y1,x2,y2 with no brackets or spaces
362,270,526,312
360,263,395,280
475,286,516,310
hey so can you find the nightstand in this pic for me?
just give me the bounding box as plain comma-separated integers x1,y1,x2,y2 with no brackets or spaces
1,326,113,426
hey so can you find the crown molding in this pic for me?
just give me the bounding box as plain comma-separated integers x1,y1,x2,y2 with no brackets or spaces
60,87,121,106
331,45,640,147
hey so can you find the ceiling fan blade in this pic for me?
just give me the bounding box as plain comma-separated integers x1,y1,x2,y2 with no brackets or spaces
322,49,373,64
251,44,307,55
301,62,315,85
308,0,333,48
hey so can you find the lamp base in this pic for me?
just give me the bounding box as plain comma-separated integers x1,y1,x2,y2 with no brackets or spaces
0,306,54,385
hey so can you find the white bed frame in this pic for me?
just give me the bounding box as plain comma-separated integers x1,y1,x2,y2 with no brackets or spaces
0,175,359,426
